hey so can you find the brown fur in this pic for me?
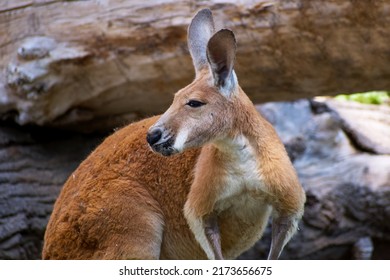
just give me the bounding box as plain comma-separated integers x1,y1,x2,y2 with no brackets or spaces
43,117,204,259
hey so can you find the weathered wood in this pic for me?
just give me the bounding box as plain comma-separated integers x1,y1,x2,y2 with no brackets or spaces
323,99,390,154
1,0,390,129
0,124,103,259
1,100,389,259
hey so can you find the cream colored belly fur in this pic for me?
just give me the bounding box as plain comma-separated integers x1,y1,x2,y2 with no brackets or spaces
185,135,273,259
217,193,272,259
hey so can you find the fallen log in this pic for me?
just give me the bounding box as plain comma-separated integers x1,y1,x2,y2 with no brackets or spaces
1,0,390,129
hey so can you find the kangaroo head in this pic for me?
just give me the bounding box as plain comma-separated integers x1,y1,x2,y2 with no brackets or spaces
147,9,238,156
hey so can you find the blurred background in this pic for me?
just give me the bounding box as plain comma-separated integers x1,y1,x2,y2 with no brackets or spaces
0,0,389,259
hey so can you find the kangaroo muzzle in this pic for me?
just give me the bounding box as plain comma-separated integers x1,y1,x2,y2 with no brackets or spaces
147,127,178,156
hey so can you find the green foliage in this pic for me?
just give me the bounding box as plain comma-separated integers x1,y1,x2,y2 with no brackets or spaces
335,91,390,105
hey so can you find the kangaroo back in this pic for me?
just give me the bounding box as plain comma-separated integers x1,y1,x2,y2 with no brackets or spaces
43,117,209,259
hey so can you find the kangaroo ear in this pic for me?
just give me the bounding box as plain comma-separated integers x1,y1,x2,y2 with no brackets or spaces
188,9,215,74
206,29,237,96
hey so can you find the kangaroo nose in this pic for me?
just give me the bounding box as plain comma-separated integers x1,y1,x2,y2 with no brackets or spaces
147,128,163,146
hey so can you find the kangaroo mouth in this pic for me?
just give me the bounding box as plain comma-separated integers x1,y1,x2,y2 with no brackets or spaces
150,138,178,157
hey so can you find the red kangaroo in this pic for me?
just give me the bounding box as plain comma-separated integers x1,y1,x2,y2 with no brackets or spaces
43,9,306,260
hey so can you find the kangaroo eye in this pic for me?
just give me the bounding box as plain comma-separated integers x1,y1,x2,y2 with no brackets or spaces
187,100,206,108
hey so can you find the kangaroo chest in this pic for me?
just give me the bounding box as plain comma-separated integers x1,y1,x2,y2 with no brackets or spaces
214,136,269,212
211,136,272,258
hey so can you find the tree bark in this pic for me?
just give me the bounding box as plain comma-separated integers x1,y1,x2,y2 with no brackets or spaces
1,0,390,129
0,124,103,259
